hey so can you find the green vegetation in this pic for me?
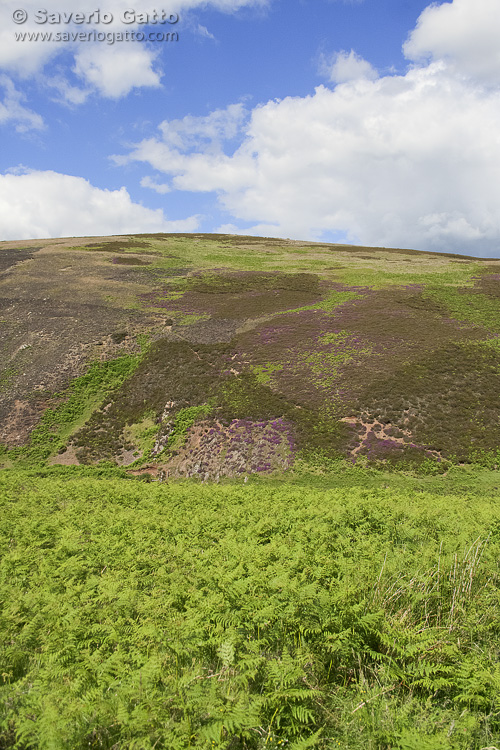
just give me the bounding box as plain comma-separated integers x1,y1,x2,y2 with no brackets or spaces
0,353,145,467
333,262,482,290
273,289,360,316
354,340,500,463
252,362,283,385
0,367,17,393
72,340,230,464
3,233,499,475
424,285,500,333
167,404,213,450
1,473,500,749
3,233,500,747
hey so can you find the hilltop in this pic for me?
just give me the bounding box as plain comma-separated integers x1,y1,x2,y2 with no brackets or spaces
1,232,500,476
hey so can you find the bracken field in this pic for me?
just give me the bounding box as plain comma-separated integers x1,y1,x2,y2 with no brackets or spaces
1,233,500,748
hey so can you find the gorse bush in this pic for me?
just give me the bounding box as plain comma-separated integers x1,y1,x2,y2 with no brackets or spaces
1,474,500,748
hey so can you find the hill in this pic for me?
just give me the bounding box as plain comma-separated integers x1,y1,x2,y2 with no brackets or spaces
2,234,500,748
1,232,500,476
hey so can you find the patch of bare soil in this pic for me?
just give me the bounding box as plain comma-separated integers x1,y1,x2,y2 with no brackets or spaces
116,448,140,466
340,416,442,461
49,445,80,466
128,466,158,478
0,247,44,274
0,399,48,446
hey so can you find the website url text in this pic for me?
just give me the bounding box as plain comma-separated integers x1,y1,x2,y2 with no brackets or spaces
14,29,179,44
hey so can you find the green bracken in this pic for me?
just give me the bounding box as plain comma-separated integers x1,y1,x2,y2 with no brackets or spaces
1,473,500,749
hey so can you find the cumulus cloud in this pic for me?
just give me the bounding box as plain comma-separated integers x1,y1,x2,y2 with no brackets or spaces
321,50,378,84
156,103,248,151
0,74,44,130
0,169,200,240
404,0,500,86
115,0,500,255
73,45,162,98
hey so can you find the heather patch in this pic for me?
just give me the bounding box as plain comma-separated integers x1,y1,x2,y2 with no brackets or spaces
1,232,499,474
163,417,296,479
476,267,500,299
352,341,500,462
0,246,42,273
351,426,441,468
139,270,324,320
238,309,374,408
216,373,350,462
72,340,231,463
111,256,152,266
187,270,320,294
79,238,154,253
323,286,488,408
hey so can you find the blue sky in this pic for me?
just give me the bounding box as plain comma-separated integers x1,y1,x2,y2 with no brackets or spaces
1,0,500,256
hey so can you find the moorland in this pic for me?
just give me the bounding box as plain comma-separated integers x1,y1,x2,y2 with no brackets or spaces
1,233,500,748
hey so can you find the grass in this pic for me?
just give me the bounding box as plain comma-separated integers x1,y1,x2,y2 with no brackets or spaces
93,236,483,288
424,285,500,333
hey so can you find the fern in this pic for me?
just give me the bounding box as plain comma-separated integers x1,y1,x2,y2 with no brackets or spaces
1,474,500,748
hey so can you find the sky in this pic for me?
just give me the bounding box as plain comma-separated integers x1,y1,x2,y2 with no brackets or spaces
1,0,500,257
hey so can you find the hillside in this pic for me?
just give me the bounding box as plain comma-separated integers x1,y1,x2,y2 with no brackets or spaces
2,234,500,748
1,232,499,475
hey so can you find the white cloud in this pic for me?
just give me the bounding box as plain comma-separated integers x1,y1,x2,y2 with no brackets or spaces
404,0,500,86
158,103,248,150
118,65,500,254
194,24,216,40
115,0,500,255
0,0,269,100
73,44,162,98
43,75,91,106
0,169,200,240
0,2,59,76
322,50,378,84
140,175,171,193
0,74,44,130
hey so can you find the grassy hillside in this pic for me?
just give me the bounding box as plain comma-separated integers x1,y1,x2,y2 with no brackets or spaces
1,470,500,749
1,233,500,476
1,234,500,748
